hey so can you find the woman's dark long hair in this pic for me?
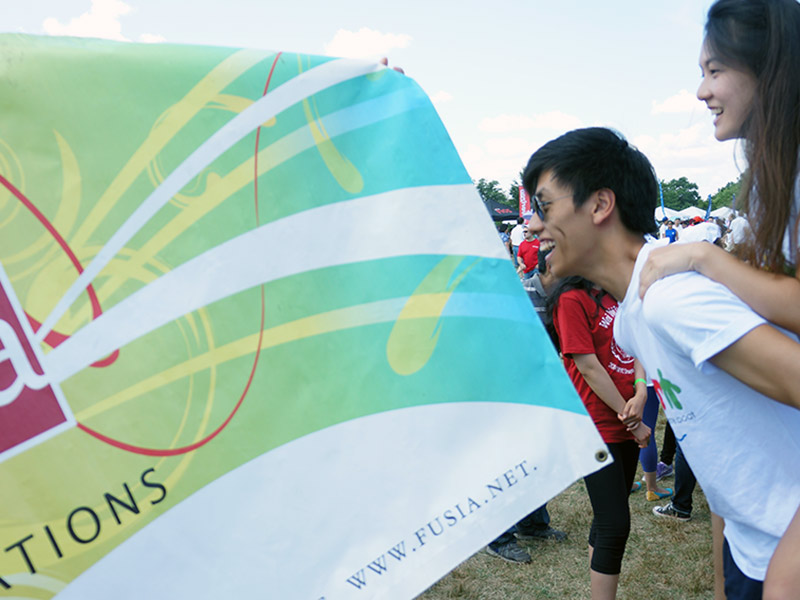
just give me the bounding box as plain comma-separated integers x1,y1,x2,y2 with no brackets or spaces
705,0,800,271
545,276,605,354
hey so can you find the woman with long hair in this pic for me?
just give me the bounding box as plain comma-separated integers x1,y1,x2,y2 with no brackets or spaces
640,0,800,331
638,1,800,597
547,276,649,600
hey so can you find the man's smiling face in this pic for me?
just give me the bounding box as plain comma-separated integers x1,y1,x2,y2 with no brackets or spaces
526,170,597,278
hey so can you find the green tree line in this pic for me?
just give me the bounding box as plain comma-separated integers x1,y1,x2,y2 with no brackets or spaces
475,174,742,212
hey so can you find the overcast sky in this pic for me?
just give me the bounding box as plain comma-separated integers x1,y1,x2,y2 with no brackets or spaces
4,0,743,199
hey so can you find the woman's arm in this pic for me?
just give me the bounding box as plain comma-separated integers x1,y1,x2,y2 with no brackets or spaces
639,242,800,334
618,360,647,430
571,353,650,448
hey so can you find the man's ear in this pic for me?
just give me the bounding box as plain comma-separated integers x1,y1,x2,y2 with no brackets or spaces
592,188,616,225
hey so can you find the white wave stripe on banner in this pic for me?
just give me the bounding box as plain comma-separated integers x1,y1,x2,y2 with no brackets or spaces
55,403,608,600
43,184,506,384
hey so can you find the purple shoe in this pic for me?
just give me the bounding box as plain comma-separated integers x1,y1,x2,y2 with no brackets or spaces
656,461,673,481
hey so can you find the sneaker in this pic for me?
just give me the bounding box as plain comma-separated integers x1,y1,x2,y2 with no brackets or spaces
652,502,691,522
656,461,674,481
486,540,531,563
515,526,567,542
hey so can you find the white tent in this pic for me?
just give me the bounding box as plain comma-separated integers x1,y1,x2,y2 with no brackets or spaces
676,206,707,219
710,206,733,220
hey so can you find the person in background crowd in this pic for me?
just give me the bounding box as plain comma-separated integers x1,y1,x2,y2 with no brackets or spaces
545,273,650,600
663,220,678,243
726,212,752,256
486,246,566,564
516,226,540,279
498,222,512,256
509,216,525,260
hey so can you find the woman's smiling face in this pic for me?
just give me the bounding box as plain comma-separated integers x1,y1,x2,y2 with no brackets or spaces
696,40,757,142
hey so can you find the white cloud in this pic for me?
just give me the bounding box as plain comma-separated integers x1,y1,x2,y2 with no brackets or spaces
323,28,412,59
139,33,166,44
651,89,700,114
633,123,744,196
461,154,528,189
458,132,556,189
43,0,132,41
464,122,742,198
479,111,583,134
430,90,453,105
484,137,532,157
460,143,485,162
42,0,164,44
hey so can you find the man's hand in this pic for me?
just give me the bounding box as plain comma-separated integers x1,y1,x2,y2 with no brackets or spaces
379,57,405,74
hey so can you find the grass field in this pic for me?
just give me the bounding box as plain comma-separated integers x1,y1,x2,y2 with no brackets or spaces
419,423,715,600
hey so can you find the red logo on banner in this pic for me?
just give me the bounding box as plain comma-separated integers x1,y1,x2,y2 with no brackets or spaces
0,271,73,461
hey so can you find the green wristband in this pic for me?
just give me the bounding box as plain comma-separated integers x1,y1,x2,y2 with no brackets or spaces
633,378,647,388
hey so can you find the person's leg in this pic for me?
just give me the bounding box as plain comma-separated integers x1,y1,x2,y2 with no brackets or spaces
487,527,531,563
712,513,727,600
671,442,695,514
589,571,620,600
639,389,659,473
584,441,639,599
516,505,549,530
640,389,672,499
653,442,694,520
660,421,676,465
490,529,516,547
722,538,763,599
515,504,567,541
656,421,676,480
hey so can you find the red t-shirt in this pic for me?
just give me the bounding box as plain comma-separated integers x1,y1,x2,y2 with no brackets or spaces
517,239,540,273
553,288,635,444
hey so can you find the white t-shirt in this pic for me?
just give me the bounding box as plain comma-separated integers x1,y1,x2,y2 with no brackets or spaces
614,241,800,580
679,222,721,244
509,224,525,246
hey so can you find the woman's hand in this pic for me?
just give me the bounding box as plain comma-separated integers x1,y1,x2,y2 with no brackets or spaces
618,389,646,430
629,422,651,449
639,243,707,298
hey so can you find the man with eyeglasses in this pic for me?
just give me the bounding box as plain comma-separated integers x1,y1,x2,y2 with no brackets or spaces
523,126,800,598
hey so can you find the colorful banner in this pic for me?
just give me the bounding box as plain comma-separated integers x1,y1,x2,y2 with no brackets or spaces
0,34,608,599
519,186,531,218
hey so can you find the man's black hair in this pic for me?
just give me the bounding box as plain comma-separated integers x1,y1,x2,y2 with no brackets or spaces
522,127,658,235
